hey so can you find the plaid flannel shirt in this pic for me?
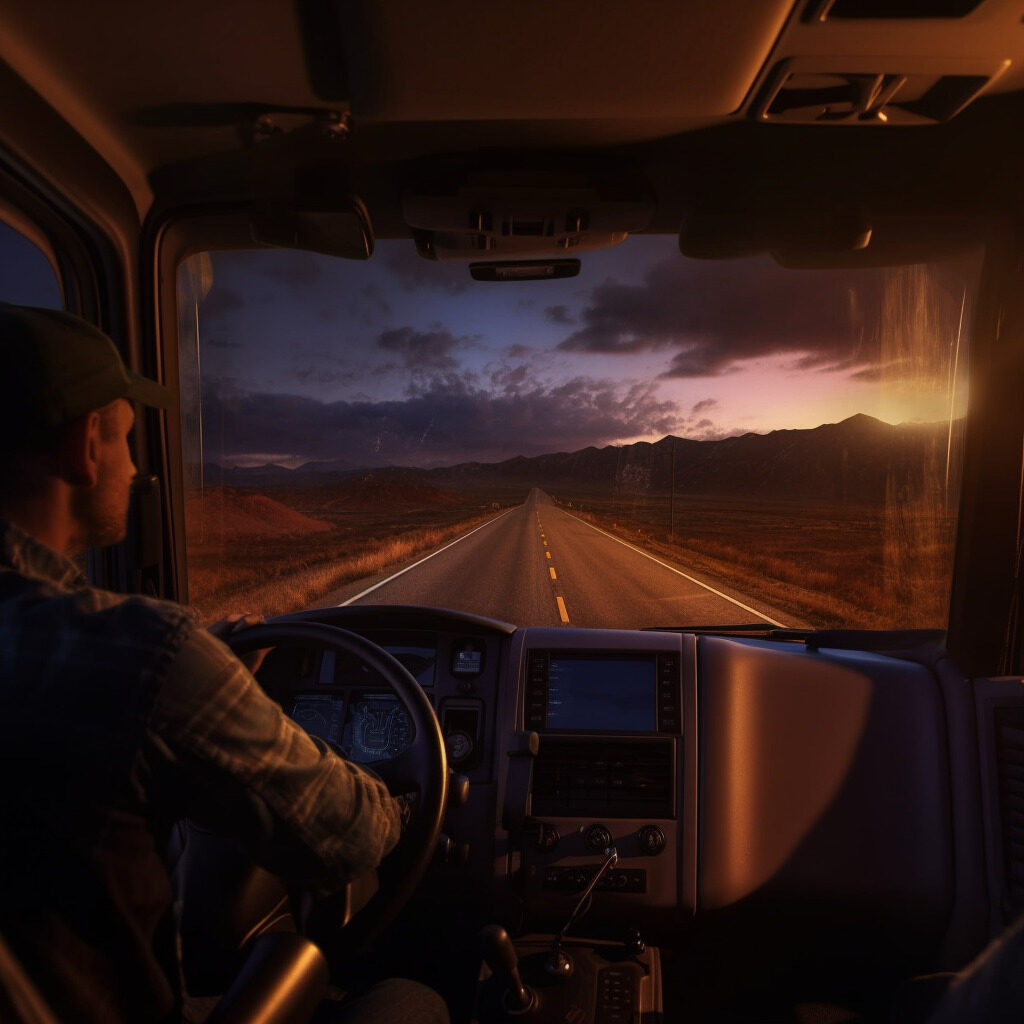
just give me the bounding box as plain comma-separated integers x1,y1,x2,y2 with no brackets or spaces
0,517,401,888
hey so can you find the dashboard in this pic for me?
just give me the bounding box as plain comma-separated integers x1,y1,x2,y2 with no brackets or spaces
256,604,977,979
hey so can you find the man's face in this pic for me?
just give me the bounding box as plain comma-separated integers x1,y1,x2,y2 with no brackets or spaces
72,398,137,549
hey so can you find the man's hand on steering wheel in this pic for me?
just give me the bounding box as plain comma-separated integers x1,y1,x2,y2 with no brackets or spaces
207,612,270,673
224,621,449,944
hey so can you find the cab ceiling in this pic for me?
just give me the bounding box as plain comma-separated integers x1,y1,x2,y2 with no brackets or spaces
0,0,1023,219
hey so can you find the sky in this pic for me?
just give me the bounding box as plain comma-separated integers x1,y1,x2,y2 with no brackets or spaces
0,220,63,310
0,217,977,471
181,235,978,469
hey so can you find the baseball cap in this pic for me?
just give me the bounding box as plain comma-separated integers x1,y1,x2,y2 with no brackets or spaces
0,302,173,431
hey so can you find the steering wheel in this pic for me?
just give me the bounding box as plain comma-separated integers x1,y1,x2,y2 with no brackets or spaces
174,621,448,987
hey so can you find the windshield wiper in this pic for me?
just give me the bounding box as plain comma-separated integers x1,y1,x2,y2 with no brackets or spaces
645,624,946,657
644,623,810,642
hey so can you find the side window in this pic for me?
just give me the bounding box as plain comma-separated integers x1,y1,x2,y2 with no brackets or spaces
0,218,63,308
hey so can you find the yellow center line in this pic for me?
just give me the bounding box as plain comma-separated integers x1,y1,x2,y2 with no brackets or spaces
549,567,557,579
556,596,570,623
545,551,552,559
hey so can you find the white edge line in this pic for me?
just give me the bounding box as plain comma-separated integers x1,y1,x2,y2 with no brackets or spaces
558,507,789,628
339,507,516,606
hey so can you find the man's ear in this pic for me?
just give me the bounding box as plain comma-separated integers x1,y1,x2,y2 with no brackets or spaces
56,411,103,487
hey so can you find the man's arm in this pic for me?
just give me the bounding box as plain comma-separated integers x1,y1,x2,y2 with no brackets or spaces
146,627,403,887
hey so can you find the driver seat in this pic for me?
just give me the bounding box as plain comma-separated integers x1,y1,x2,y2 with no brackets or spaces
0,929,328,1024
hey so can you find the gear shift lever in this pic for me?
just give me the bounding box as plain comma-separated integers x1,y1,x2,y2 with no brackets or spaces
480,924,536,1014
546,845,619,978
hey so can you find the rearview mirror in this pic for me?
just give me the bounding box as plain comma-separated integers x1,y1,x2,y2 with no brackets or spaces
469,259,580,281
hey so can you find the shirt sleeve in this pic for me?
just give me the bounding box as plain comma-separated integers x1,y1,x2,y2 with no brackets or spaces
148,626,402,886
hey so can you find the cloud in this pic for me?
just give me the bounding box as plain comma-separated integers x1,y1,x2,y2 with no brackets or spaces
200,286,244,319
506,344,532,358
201,373,681,467
382,247,471,295
556,256,898,377
674,412,733,442
691,398,717,414
544,304,575,325
489,364,531,392
375,326,475,370
287,366,361,387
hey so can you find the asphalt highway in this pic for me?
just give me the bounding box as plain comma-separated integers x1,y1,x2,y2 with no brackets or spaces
330,488,794,629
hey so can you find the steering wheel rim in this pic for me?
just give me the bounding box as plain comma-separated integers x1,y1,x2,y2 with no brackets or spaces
226,620,449,943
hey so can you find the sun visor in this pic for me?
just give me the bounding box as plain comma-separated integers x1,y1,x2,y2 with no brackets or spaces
680,210,985,268
250,196,374,260
680,211,872,261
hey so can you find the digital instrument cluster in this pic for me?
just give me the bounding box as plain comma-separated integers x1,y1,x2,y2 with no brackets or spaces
290,693,412,763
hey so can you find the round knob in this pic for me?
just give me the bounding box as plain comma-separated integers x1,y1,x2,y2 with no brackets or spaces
584,823,613,852
446,730,473,763
637,825,666,856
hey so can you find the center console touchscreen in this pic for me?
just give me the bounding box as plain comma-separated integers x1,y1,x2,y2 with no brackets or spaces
525,650,680,734
548,656,655,732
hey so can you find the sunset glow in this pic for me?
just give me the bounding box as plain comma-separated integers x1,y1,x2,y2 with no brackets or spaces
177,235,978,469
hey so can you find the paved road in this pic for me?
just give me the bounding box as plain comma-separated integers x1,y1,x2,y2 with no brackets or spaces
329,488,795,629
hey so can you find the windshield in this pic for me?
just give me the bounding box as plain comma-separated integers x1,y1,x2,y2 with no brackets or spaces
177,236,980,631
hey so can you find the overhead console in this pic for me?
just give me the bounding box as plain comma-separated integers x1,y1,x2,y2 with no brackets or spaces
403,178,653,263
743,0,1020,125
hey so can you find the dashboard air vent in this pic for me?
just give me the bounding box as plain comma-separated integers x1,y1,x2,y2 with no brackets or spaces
810,0,986,18
994,707,1024,913
532,738,674,818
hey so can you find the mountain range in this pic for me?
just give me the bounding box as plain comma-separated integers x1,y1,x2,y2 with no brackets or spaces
204,414,959,505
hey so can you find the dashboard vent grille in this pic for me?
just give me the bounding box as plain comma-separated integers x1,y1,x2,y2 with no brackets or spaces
994,707,1024,912
532,738,674,818
812,0,986,18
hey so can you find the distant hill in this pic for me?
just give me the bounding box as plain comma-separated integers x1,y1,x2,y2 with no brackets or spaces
186,487,333,539
200,455,368,487
321,469,465,511
428,414,958,505
202,414,960,506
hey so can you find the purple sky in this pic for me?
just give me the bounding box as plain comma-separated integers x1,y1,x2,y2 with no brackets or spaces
182,235,977,469
0,217,975,471
0,220,63,310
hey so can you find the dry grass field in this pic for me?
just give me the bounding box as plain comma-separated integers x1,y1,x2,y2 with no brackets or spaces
184,478,516,624
184,469,955,631
550,491,956,630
